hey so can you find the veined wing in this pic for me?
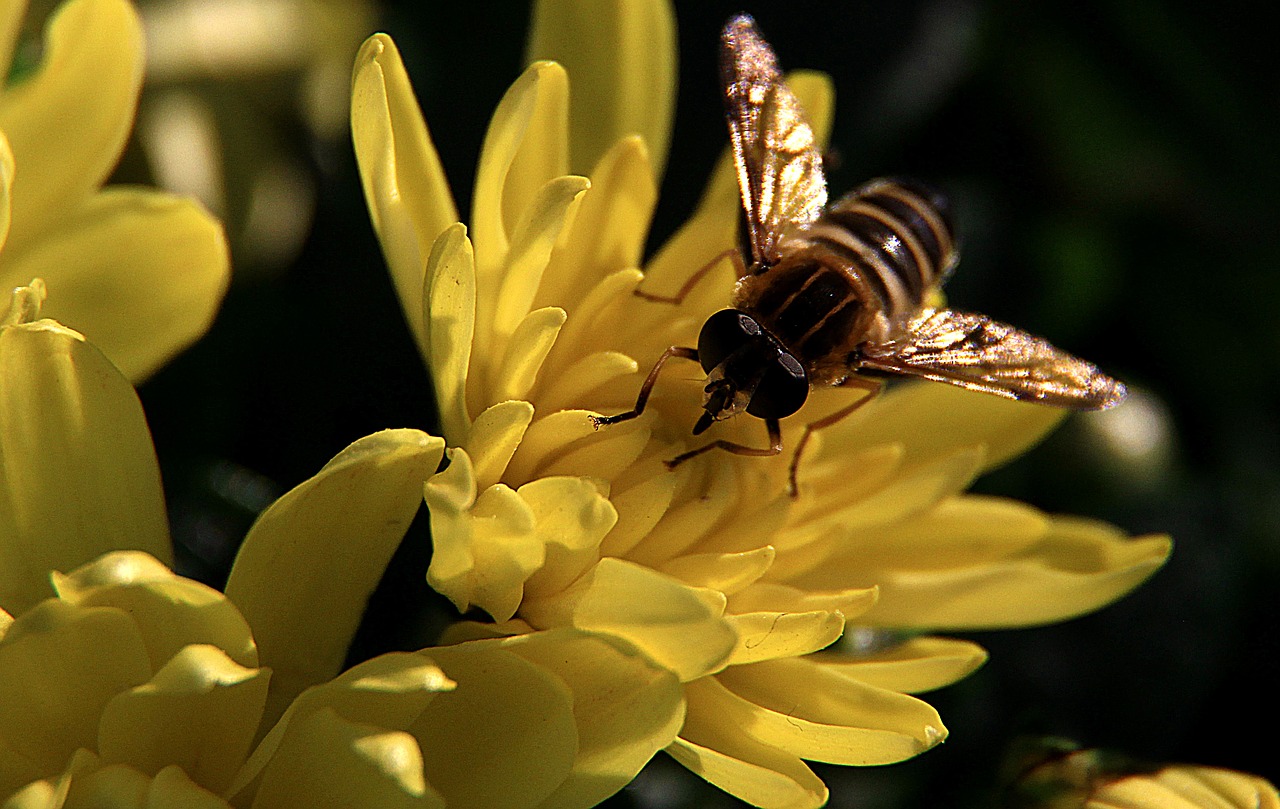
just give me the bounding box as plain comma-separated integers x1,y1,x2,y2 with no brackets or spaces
721,14,827,267
859,308,1126,409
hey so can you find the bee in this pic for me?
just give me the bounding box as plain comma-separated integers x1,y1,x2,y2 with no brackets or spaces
592,14,1125,490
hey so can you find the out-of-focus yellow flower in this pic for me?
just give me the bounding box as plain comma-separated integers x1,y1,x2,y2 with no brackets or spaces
1,0,229,381
1008,742,1280,809
2,279,672,807
351,1,1171,805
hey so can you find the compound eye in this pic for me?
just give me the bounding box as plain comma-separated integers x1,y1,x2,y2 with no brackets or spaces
697,310,761,373
747,351,808,419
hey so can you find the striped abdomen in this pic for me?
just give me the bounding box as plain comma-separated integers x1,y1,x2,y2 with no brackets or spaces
735,178,958,381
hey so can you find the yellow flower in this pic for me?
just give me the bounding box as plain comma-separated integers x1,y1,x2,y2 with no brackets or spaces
1009,742,1280,809
2,279,670,807
351,1,1171,806
1,0,229,381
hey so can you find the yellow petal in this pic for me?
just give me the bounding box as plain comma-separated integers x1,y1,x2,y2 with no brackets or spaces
465,400,535,491
97,645,269,795
471,60,568,274
225,429,445,728
521,557,737,682
1090,766,1280,809
53,550,258,672
351,34,459,359
519,476,615,598
814,636,989,694
659,547,776,594
1,188,230,382
671,683,828,809
225,652,454,803
822,381,1067,474
424,450,540,622
0,131,13,254
641,152,739,299
787,71,835,151
145,766,232,809
479,175,586,381
526,0,675,177
250,707,443,809
784,495,1050,586
536,350,638,413
0,600,150,794
857,519,1172,629
422,224,475,443
0,317,170,615
535,137,657,313
508,409,650,483
0,0,142,252
727,611,845,666
503,630,685,809
715,658,947,764
493,306,567,403
410,642,578,809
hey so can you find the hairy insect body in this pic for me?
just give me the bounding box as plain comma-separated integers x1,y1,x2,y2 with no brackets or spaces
736,179,957,385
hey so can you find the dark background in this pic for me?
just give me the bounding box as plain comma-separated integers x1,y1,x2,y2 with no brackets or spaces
130,1,1279,806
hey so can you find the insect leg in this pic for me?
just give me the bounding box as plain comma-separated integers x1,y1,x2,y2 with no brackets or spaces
590,346,700,428
634,248,748,305
665,417,784,469
787,377,882,497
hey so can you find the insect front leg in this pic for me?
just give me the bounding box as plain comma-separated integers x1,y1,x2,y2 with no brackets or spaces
787,377,882,497
590,346,701,428
665,417,784,469
633,248,748,305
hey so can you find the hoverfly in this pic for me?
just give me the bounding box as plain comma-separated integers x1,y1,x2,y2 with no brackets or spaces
592,14,1125,491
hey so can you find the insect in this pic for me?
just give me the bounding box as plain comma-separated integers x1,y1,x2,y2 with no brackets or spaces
592,13,1125,492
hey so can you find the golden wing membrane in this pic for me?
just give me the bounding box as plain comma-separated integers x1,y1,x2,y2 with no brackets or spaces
860,308,1127,409
721,14,827,267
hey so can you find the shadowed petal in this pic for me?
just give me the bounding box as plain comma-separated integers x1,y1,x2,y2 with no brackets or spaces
0,0,143,253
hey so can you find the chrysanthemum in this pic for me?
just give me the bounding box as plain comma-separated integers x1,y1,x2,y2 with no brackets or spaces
0,0,229,381
351,1,1170,806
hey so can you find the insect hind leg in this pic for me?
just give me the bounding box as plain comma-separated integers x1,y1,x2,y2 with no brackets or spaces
634,248,748,305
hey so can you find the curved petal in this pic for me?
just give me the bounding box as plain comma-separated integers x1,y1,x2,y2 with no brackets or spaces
97,644,269,796
857,519,1172,630
225,429,445,729
534,137,656,314
225,652,454,803
471,60,568,276
1091,766,1280,809
352,34,459,358
465,400,534,491
146,766,233,809
411,641,578,809
0,600,150,794
521,557,737,682
526,0,676,178
422,224,475,443
0,131,12,254
0,316,170,616
251,707,443,809
715,658,946,765
0,0,143,253
820,381,1067,475
493,306,566,404
424,449,542,622
814,635,989,694
53,550,258,672
671,680,828,809
505,631,685,809
519,476,615,597
726,610,845,666
1,188,230,382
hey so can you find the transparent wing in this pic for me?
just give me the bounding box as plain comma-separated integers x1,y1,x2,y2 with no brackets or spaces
721,14,827,267
859,308,1126,410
